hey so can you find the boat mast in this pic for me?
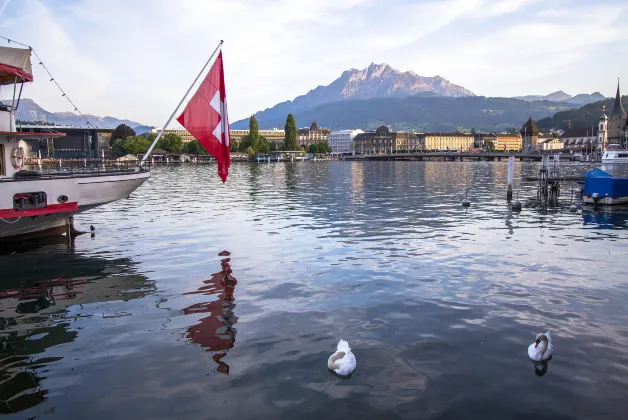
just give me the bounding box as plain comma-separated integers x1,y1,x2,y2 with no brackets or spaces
140,40,224,167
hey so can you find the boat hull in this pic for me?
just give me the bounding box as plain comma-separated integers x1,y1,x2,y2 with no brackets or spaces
583,169,628,206
0,170,150,240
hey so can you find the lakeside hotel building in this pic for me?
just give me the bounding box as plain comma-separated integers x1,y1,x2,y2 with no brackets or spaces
153,128,286,145
422,133,475,151
328,129,364,155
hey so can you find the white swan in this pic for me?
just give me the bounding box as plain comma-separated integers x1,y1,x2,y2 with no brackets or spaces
328,339,356,376
528,331,554,361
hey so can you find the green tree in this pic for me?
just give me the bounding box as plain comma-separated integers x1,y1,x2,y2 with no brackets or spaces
248,115,260,139
157,132,183,153
486,140,496,152
284,114,297,150
470,127,477,135
124,135,151,155
183,140,208,155
230,140,238,152
112,138,127,156
269,142,277,152
111,124,136,144
245,146,256,156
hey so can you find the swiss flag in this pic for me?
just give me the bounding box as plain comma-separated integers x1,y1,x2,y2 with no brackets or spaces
177,51,230,182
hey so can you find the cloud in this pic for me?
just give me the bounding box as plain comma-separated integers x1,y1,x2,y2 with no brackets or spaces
1,0,626,127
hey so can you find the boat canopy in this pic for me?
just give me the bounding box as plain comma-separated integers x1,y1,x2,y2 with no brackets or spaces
0,46,33,85
584,168,612,178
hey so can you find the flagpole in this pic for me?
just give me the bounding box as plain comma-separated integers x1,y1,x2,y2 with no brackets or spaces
139,40,224,167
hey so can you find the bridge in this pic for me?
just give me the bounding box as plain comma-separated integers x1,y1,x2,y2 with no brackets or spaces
344,152,545,162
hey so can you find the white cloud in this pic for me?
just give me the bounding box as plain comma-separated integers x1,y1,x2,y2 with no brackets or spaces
1,0,627,127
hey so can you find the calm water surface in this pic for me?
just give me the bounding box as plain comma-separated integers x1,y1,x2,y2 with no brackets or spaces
1,161,628,419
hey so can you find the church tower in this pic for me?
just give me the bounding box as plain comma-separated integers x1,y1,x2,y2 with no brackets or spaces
607,80,627,146
598,104,608,151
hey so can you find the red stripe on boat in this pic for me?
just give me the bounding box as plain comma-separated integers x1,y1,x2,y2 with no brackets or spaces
0,202,79,219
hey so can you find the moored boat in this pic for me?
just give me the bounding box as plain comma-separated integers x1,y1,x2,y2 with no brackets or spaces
582,168,628,206
0,46,149,242
601,144,628,164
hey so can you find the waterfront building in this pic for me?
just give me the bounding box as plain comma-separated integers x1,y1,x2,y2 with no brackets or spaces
539,137,563,151
353,126,421,155
327,129,364,155
560,127,600,152
598,111,608,151
607,82,628,148
153,128,286,146
16,125,113,158
521,117,539,153
297,121,330,147
422,132,474,151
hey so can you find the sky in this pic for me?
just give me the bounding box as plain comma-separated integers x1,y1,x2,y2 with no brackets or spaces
0,0,627,127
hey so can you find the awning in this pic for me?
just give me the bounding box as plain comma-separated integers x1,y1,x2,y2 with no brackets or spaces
0,46,33,85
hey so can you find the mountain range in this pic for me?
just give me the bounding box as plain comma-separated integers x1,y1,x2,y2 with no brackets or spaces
512,91,605,105
14,99,153,133
232,63,606,131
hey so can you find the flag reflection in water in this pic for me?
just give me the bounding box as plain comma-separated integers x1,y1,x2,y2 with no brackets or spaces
183,257,238,374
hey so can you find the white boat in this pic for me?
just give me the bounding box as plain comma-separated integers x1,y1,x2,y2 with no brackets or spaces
0,46,149,242
602,145,628,164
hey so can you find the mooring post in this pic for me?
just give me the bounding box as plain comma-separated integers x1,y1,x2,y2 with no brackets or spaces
507,155,514,201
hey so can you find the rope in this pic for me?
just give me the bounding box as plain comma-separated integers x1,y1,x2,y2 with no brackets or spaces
0,216,21,224
0,35,99,128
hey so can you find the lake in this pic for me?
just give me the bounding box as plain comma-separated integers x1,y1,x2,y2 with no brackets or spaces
1,161,628,419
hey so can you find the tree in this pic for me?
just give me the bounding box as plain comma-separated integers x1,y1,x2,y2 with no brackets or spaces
245,146,256,155
470,127,477,135
157,132,183,153
112,138,127,157
124,135,151,155
248,115,259,139
486,140,496,152
284,114,297,150
183,140,208,155
269,142,277,152
111,124,136,144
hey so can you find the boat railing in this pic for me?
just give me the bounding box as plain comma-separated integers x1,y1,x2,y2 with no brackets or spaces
0,160,150,182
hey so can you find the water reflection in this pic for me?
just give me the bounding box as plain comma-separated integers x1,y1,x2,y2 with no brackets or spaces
582,208,628,229
533,360,549,377
0,248,153,415
183,257,238,374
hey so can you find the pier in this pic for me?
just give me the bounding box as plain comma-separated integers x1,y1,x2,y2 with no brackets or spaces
345,152,544,162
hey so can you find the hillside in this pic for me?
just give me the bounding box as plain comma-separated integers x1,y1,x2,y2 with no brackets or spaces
244,96,574,132
14,99,151,131
536,96,628,131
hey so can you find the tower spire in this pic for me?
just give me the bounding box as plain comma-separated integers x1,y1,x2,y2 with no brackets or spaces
610,78,625,117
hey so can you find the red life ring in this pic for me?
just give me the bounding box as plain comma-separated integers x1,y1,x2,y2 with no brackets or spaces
11,147,25,170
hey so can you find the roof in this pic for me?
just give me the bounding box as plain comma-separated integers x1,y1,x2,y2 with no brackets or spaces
0,46,33,85
560,127,598,138
310,121,319,130
610,81,625,118
520,117,539,135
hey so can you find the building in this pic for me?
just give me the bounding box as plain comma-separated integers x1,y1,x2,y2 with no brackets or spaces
538,137,563,151
560,127,600,151
327,129,364,155
422,132,475,151
152,128,286,146
598,111,608,150
230,128,285,145
607,82,628,148
353,126,422,155
16,125,113,158
297,121,330,147
494,135,522,152
521,117,540,153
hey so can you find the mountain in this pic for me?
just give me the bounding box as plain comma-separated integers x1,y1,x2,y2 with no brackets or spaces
14,99,152,131
536,95,628,131
513,91,605,105
239,95,575,133
232,63,474,129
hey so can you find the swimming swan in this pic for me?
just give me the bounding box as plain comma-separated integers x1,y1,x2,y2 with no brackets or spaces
328,339,356,376
528,331,554,361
